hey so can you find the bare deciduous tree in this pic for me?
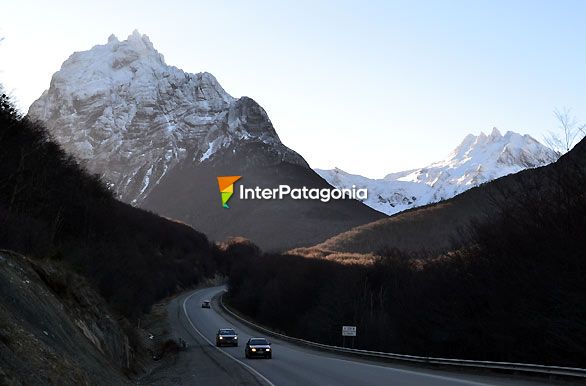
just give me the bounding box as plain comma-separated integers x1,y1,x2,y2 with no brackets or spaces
544,108,586,156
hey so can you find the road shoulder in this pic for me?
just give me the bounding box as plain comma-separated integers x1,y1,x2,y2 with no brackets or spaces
138,289,263,386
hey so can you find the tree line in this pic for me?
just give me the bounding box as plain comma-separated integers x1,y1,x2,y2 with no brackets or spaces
224,140,586,367
0,92,216,317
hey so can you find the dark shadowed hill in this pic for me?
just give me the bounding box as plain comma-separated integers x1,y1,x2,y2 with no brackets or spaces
295,137,586,257
0,91,215,318
225,137,586,367
1,87,223,383
143,140,385,252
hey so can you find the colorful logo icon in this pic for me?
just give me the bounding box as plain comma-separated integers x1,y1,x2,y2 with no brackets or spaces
217,176,241,208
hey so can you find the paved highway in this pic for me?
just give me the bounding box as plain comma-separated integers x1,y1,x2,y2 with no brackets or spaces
181,286,564,386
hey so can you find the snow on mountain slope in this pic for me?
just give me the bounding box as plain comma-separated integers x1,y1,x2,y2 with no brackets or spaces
27,31,386,251
28,30,305,204
316,128,559,216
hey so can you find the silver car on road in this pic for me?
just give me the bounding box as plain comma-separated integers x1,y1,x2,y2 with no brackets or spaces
216,328,238,347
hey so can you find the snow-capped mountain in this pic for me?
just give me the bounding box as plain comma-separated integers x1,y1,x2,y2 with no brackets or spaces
28,31,384,250
316,128,559,216
29,30,306,204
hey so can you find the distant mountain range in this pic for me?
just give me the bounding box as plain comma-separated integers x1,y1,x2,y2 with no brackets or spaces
27,31,560,249
28,31,384,251
316,128,558,216
298,136,581,258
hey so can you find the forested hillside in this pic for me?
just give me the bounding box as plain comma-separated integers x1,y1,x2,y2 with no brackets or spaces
0,91,216,317
225,138,586,367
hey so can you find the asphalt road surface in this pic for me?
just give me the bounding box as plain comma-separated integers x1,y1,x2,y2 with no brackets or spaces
182,286,571,386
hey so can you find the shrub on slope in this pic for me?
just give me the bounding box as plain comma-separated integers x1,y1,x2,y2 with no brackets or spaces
0,92,215,316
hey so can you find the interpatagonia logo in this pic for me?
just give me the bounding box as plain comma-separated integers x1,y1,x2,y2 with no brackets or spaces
217,175,368,208
239,184,367,202
217,176,242,208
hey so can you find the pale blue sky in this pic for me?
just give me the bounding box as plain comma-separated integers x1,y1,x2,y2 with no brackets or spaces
1,0,585,177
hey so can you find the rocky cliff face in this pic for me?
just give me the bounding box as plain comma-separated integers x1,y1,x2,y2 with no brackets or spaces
28,32,382,250
29,31,306,205
0,250,133,385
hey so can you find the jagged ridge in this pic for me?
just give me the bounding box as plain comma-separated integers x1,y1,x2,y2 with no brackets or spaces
317,128,558,215
29,30,306,204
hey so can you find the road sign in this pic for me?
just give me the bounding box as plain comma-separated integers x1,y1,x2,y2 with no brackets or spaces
342,325,357,337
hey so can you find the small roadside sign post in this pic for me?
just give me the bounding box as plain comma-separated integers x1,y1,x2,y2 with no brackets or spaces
342,325,357,348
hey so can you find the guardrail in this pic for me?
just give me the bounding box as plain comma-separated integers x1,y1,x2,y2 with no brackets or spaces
218,293,586,380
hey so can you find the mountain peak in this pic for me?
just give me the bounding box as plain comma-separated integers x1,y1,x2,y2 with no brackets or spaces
26,33,378,251
319,129,558,216
124,29,156,51
129,29,143,39
107,34,119,44
51,31,167,96
489,127,502,138
446,129,556,168
28,33,306,204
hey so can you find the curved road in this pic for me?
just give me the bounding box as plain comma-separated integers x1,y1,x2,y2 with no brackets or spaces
182,286,563,386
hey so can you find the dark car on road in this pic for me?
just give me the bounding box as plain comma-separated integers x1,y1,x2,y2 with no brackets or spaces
245,337,272,359
216,328,238,347
201,300,211,308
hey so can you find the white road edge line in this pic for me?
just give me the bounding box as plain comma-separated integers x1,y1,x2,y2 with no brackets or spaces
314,355,498,386
182,289,277,386
218,289,499,386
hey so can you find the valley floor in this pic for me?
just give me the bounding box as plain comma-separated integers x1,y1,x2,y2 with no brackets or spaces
143,286,584,386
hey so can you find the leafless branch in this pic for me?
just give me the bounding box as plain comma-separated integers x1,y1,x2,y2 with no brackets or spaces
544,108,585,155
